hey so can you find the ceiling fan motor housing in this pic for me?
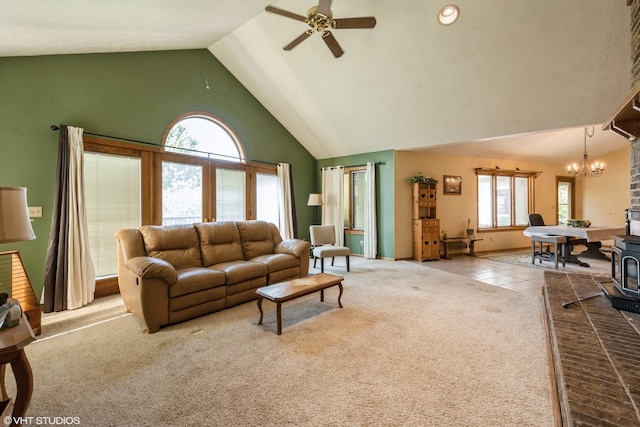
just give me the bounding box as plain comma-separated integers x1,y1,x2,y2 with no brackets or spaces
306,6,334,34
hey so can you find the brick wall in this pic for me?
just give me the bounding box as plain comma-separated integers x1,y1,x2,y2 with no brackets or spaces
633,2,640,86
632,2,640,208
633,139,640,208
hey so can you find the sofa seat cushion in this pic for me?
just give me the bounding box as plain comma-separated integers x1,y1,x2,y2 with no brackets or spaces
140,224,202,269
250,253,299,272
313,246,351,258
170,267,226,298
211,260,268,285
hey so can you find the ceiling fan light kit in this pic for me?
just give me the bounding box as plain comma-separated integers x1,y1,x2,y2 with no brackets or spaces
438,4,460,26
265,0,377,58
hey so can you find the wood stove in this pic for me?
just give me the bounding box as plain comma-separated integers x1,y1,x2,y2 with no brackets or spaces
607,209,640,313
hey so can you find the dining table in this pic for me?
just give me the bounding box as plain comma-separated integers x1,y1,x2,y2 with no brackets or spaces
523,224,626,267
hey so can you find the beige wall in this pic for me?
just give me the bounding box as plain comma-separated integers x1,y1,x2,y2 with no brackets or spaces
394,145,630,259
577,146,630,226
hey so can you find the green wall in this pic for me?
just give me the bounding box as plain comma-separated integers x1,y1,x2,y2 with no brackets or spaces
0,49,316,299
317,150,395,259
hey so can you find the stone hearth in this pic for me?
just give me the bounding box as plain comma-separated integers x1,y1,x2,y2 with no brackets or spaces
544,271,640,426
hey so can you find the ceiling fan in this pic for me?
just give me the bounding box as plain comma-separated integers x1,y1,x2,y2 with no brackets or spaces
265,0,376,58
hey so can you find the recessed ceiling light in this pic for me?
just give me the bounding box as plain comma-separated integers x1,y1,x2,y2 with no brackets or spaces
438,4,460,26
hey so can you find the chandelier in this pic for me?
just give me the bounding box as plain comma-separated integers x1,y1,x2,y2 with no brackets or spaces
567,126,605,178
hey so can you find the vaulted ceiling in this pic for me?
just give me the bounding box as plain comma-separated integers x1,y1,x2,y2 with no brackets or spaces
1,0,633,163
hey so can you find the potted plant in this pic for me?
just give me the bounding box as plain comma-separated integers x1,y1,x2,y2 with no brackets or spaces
407,173,438,184
466,218,474,237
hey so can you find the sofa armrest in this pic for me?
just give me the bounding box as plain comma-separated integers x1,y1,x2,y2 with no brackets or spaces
275,239,311,258
126,257,178,285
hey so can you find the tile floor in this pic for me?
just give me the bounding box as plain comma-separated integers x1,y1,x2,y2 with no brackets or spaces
415,252,545,297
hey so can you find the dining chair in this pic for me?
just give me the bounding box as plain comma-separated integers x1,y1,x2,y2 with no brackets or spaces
527,213,567,268
309,225,350,273
528,213,546,227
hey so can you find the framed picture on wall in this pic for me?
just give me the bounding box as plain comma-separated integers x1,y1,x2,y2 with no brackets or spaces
443,175,462,195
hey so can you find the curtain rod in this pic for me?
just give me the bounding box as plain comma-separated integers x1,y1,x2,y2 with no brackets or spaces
322,161,385,170
50,124,278,166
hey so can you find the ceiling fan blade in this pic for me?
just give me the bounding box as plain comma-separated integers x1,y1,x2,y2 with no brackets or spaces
317,0,333,16
283,31,312,51
265,5,307,22
333,17,377,29
322,31,344,58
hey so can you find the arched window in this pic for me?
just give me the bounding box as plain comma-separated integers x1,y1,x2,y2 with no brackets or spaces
159,112,278,226
163,113,245,162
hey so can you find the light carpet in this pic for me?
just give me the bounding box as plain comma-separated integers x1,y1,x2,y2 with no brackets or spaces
16,258,554,426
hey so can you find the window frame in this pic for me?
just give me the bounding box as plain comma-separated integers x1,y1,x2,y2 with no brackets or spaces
343,166,366,235
162,111,247,162
556,176,575,225
82,129,277,295
84,136,277,224
84,151,142,276
252,164,280,223
475,168,538,232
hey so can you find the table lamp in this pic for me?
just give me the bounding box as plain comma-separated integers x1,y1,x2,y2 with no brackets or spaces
307,193,323,225
0,187,40,334
0,187,35,243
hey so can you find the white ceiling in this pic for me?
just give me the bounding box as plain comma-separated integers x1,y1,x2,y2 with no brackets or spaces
1,0,634,165
0,1,270,56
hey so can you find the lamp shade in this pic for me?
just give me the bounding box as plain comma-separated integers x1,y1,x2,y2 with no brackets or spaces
307,193,323,207
0,187,35,243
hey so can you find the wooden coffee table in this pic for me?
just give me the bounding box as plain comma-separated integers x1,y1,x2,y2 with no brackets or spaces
256,273,344,335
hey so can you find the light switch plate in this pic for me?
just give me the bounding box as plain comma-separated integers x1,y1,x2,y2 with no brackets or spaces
28,206,42,218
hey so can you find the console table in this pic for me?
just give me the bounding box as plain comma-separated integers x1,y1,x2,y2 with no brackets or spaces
441,237,483,259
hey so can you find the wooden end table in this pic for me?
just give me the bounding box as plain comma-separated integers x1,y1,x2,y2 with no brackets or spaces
441,237,483,259
0,302,36,426
256,273,344,335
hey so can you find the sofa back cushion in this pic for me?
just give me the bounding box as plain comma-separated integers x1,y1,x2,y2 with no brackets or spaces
195,222,244,266
236,221,277,260
139,224,202,269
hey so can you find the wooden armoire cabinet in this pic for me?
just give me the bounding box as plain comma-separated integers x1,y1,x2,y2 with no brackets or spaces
412,182,440,261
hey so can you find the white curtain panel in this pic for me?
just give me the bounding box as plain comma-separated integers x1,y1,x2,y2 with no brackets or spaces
364,162,377,259
66,126,96,309
277,163,294,239
321,166,345,246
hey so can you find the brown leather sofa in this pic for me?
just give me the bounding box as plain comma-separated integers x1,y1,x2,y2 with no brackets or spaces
114,220,310,333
